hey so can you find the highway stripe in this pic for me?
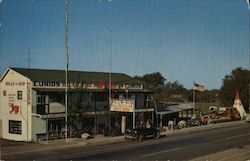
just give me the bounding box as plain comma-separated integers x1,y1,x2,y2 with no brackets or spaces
141,147,182,157
223,134,248,140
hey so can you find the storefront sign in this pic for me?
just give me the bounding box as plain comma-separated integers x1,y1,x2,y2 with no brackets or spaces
110,99,135,112
33,81,143,90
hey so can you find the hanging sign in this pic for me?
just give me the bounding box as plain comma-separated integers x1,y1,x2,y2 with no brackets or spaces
110,99,135,112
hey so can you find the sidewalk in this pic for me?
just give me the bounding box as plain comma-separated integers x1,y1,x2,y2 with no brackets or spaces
162,120,247,136
1,135,125,156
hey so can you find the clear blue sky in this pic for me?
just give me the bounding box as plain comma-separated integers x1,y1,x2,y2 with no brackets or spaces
0,0,249,89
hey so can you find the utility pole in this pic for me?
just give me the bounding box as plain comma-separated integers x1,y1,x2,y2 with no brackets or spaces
64,0,69,142
26,48,32,68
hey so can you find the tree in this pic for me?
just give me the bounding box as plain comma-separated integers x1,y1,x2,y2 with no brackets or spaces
154,81,188,102
135,72,166,89
219,67,250,110
68,88,90,137
188,89,219,103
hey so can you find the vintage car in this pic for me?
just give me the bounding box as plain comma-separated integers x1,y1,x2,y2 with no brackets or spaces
124,126,160,142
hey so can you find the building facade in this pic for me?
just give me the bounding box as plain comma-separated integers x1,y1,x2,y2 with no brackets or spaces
0,67,154,142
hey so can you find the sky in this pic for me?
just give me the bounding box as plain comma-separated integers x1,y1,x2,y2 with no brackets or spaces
0,0,249,89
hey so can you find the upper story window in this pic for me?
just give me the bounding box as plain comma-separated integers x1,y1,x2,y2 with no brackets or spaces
17,91,22,100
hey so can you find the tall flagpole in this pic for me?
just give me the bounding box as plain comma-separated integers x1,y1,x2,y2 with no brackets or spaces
193,82,195,117
108,30,112,136
247,0,250,112
64,0,69,142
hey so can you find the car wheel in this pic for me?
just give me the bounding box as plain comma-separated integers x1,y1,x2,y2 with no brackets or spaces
137,134,143,142
154,131,160,139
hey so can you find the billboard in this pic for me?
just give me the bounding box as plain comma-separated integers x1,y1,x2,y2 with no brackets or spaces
110,99,135,112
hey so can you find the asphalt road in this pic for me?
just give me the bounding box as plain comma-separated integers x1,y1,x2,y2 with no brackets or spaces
3,123,250,161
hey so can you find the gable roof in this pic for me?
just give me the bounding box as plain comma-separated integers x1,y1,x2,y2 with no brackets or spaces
8,67,143,85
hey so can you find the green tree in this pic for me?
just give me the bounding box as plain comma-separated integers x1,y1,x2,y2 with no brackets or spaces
68,89,90,137
154,81,188,102
187,89,219,103
219,67,250,110
135,72,166,89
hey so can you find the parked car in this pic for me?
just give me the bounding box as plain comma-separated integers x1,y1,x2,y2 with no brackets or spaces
124,126,160,142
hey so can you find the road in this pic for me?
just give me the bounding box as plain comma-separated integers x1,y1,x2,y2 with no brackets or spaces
3,122,250,160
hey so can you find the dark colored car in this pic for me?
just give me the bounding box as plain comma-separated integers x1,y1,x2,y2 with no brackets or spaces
124,127,160,142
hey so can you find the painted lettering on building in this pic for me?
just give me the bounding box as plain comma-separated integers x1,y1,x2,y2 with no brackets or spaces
33,80,143,90
34,81,61,87
27,82,31,105
5,82,25,86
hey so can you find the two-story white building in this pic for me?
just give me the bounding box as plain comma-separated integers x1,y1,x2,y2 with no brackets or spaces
0,67,154,142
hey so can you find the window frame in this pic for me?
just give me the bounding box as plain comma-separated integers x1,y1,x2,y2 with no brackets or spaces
9,120,22,135
17,91,22,100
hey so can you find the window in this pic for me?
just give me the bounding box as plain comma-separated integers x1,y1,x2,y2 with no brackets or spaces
3,90,6,96
9,120,22,134
17,91,22,100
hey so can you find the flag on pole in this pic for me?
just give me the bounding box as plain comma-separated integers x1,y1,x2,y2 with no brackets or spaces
193,82,205,92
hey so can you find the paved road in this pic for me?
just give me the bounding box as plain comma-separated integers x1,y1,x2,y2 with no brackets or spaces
3,123,250,160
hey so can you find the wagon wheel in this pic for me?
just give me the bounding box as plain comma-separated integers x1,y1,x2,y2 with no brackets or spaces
154,131,160,139
137,134,143,142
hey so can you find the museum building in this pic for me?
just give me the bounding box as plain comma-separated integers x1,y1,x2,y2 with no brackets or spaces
0,67,155,142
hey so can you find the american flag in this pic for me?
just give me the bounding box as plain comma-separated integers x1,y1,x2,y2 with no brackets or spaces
193,82,205,92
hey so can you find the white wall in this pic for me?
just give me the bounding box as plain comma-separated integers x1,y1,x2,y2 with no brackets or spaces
32,116,46,142
0,69,33,141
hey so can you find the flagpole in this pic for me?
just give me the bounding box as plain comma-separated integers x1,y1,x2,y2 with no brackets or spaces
247,0,250,112
193,87,195,117
64,0,69,142
108,30,112,136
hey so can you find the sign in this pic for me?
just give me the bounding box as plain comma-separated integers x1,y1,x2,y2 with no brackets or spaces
110,99,135,112
27,82,31,105
33,81,143,90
